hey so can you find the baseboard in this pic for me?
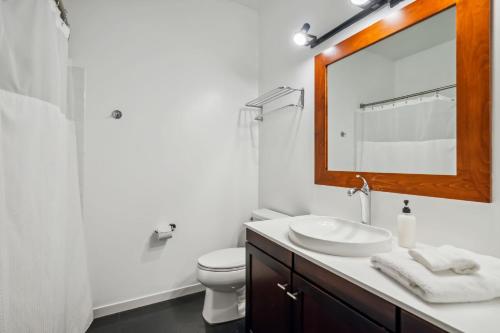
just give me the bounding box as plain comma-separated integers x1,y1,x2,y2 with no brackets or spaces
93,283,206,318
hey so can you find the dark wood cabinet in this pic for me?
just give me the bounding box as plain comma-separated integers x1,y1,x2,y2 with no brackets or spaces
400,310,447,333
246,243,292,333
294,255,396,331
246,230,448,333
291,274,387,333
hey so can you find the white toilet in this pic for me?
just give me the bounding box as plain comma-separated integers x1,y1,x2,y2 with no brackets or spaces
197,209,289,324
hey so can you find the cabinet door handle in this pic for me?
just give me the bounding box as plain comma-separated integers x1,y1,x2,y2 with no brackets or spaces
287,291,300,301
277,283,288,291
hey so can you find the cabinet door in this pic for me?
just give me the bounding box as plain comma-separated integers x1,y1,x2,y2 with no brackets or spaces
246,243,292,333
401,310,447,333
291,274,387,333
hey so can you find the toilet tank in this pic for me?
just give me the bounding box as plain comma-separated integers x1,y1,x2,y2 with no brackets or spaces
238,209,289,247
251,208,289,221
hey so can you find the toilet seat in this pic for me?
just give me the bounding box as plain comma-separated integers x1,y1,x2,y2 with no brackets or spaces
198,248,245,272
198,265,245,272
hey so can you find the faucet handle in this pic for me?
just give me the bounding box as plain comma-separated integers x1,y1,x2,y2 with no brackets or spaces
347,188,358,196
356,175,370,192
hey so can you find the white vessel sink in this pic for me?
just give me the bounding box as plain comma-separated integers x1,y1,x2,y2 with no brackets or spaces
288,216,392,257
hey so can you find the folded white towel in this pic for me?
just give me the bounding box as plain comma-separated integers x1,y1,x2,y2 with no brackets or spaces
409,245,480,274
371,249,500,303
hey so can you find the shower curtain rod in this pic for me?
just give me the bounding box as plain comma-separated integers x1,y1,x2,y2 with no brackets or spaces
55,0,69,26
360,84,456,109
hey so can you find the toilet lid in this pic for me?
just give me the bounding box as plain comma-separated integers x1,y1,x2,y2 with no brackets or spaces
198,248,245,271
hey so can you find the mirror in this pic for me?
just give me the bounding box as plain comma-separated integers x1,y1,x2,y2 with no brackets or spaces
327,8,456,175
315,0,491,202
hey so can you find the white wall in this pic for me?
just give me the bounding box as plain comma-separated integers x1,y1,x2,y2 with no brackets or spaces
259,0,500,257
65,0,259,310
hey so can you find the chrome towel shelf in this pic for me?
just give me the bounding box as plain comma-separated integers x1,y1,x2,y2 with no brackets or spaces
245,86,304,121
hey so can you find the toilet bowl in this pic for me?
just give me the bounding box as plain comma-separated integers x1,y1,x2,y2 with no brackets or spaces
197,209,289,324
197,248,246,324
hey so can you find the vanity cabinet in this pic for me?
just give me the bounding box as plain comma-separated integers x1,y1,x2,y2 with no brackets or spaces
246,230,447,333
246,243,291,333
291,273,387,333
400,310,447,333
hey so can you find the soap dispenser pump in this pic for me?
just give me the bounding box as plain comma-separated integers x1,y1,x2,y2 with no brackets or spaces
398,200,416,248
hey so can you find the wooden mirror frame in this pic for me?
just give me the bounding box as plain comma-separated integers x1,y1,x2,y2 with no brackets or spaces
315,0,491,202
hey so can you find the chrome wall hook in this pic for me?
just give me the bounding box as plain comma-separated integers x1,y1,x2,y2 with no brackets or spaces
111,110,123,119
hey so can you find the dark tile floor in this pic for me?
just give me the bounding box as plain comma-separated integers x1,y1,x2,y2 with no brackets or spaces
87,292,245,333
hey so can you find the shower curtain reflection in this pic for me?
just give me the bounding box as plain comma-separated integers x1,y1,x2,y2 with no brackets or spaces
355,93,457,175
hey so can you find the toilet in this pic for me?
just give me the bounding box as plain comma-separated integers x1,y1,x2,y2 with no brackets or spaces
197,209,289,324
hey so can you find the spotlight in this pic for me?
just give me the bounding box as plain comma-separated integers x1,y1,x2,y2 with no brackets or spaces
293,32,308,46
293,23,317,47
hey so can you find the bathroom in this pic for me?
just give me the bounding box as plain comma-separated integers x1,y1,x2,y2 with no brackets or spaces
0,0,498,332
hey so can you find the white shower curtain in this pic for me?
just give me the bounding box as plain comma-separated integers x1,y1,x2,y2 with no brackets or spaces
0,1,93,332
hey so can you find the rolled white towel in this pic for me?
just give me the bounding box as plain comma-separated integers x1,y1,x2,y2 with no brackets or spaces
409,245,480,274
371,249,500,303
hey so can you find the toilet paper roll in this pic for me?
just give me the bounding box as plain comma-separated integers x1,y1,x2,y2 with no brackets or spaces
155,230,173,240
154,224,175,240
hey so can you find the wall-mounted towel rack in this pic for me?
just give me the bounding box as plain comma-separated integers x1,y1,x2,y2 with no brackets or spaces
245,86,304,121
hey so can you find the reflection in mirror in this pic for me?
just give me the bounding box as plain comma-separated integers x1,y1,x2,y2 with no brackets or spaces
327,8,456,175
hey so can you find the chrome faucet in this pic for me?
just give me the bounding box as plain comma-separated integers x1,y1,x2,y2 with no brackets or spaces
347,175,371,225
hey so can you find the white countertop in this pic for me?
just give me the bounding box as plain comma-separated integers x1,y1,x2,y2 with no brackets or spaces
245,217,500,333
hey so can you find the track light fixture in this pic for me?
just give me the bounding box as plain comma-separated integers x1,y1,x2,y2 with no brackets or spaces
294,0,405,48
293,23,317,46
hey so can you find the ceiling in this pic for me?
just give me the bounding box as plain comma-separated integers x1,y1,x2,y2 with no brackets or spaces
367,7,456,60
229,0,261,10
